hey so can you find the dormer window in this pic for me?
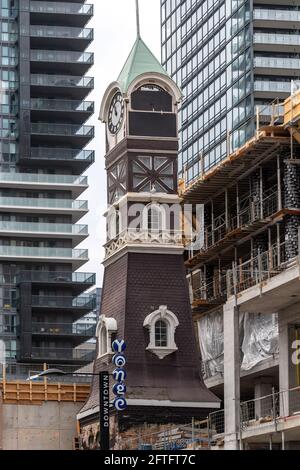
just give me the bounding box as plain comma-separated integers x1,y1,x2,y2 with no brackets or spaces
143,305,179,359
96,315,118,359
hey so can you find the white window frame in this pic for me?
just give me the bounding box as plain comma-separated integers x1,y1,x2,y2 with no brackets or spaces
96,314,118,360
143,305,179,359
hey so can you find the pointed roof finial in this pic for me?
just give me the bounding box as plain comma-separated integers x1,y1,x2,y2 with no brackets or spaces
136,0,141,38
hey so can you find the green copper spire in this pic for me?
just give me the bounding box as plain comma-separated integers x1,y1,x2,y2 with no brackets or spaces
117,37,169,93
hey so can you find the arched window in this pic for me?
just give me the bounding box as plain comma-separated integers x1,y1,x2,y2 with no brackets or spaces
96,315,118,359
155,320,168,347
143,305,179,359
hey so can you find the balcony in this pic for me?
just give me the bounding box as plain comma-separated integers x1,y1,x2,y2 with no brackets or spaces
31,123,94,147
31,347,95,364
0,221,88,246
19,148,94,172
30,74,94,100
32,322,96,339
31,294,96,317
254,57,300,76
17,271,95,295
31,99,94,124
30,1,93,28
0,172,88,197
0,246,88,269
253,9,300,29
254,80,291,99
30,25,93,51
30,50,94,75
254,33,300,53
0,197,88,223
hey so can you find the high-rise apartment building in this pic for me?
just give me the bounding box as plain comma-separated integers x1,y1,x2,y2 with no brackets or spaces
161,0,300,185
0,0,96,375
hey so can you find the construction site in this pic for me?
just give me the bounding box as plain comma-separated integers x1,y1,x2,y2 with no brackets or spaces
176,81,300,450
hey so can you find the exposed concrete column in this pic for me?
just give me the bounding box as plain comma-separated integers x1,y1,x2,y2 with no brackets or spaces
254,377,273,419
279,316,290,417
223,301,240,450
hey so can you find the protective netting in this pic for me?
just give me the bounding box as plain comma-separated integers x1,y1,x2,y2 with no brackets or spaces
198,310,278,379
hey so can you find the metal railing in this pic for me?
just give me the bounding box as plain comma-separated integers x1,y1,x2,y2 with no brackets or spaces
30,25,93,41
31,294,95,309
0,172,88,186
226,239,292,297
199,186,278,253
0,221,88,235
0,246,88,260
254,33,300,47
30,74,94,89
17,271,95,285
253,9,300,23
30,148,94,162
0,196,88,211
254,56,300,70
31,123,94,137
31,99,94,113
30,50,94,65
254,80,291,94
31,322,96,337
240,386,300,432
193,273,227,303
30,1,93,16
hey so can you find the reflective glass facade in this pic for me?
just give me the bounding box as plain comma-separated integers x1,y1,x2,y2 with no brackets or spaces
161,0,300,185
0,0,96,372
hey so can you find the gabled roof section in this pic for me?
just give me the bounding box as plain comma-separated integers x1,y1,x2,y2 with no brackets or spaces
117,37,169,93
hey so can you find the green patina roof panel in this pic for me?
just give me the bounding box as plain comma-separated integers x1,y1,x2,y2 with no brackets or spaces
117,37,169,93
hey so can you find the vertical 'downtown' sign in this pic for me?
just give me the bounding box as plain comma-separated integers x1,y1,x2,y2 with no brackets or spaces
99,370,110,450
112,339,127,411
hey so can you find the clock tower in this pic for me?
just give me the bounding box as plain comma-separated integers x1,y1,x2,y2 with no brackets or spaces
78,33,220,449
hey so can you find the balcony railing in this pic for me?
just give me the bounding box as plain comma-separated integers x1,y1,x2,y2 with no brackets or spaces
31,123,94,138
30,50,94,65
254,9,300,23
226,237,297,297
254,33,300,47
0,172,87,186
30,148,94,163
0,246,88,260
254,56,300,70
32,322,96,337
31,294,95,309
0,221,88,235
17,271,95,285
254,80,291,94
0,196,88,211
31,99,94,113
31,74,94,90
30,1,93,16
31,347,95,362
197,186,278,253
30,25,93,41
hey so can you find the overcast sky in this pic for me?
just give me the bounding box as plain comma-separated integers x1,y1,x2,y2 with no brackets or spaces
79,0,161,285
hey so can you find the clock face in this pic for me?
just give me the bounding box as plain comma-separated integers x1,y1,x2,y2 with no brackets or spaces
108,92,124,135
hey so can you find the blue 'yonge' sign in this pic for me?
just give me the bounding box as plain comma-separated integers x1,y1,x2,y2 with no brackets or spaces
111,339,127,411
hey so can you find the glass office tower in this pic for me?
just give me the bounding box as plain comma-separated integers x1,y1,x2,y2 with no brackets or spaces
161,0,300,185
0,0,96,377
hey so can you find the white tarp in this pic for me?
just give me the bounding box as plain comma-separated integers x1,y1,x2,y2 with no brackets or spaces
198,310,279,379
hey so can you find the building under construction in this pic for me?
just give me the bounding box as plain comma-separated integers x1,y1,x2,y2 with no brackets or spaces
180,83,300,449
